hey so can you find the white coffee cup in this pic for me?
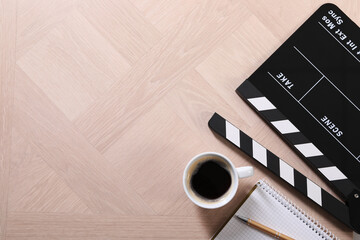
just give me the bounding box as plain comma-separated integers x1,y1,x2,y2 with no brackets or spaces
183,152,253,209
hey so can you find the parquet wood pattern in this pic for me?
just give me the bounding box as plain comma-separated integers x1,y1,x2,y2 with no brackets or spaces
1,0,358,239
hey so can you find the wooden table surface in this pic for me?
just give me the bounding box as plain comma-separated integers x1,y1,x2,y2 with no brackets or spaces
1,0,359,239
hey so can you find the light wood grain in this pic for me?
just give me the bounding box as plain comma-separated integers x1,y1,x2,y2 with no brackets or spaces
8,129,91,213
14,67,154,215
16,0,77,59
78,0,161,65
74,1,251,152
0,1,16,239
0,0,358,239
6,213,220,239
17,10,131,120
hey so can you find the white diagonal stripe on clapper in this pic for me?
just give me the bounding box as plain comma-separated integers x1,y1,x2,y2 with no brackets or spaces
295,143,323,157
252,140,267,166
307,179,322,206
271,120,299,134
318,166,347,181
226,121,240,147
248,97,276,111
279,159,294,186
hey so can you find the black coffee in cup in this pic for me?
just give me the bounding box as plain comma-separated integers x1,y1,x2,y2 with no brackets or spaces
190,160,231,199
184,152,253,209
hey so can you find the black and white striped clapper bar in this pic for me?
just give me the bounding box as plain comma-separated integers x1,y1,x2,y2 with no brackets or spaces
208,113,360,233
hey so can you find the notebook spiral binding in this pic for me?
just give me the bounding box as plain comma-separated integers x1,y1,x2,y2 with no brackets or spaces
258,180,338,240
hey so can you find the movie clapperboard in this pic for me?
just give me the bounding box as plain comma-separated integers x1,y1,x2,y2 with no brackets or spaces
208,3,360,233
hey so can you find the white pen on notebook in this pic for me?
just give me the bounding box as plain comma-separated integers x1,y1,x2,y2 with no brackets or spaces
212,180,338,240
235,215,295,240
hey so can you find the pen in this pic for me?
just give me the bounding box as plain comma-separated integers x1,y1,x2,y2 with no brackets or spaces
236,215,295,240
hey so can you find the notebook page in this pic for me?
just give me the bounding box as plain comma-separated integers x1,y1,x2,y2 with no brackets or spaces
215,181,330,239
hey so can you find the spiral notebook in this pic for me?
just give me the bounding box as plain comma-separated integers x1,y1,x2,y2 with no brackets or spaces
212,180,338,240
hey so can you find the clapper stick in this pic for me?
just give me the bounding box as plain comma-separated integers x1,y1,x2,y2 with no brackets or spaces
208,112,353,231
236,80,358,200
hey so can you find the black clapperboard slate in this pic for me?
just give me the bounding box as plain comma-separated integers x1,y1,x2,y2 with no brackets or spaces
210,3,360,232
237,3,360,230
